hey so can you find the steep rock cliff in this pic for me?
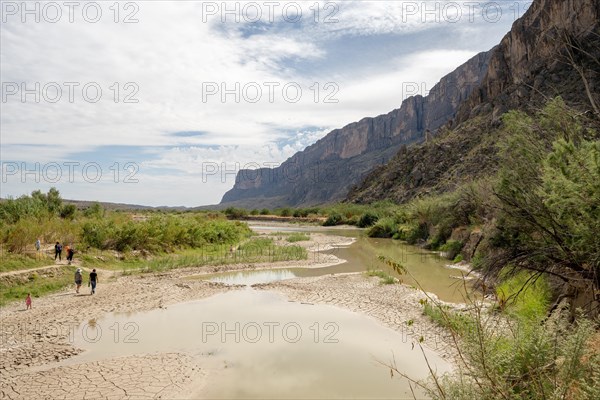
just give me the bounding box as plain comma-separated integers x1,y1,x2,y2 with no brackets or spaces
220,50,492,208
347,0,600,204
457,0,600,122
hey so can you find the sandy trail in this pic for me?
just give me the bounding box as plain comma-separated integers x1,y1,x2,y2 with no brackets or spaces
0,261,86,278
0,232,458,399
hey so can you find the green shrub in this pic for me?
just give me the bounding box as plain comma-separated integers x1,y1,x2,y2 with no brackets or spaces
358,212,379,228
367,217,397,238
439,240,464,259
81,221,112,250
495,270,551,322
259,208,270,215
223,207,248,219
323,213,343,226
345,215,359,225
286,233,310,242
292,209,309,218
279,207,292,217
405,223,429,244
423,306,600,400
59,204,77,219
83,202,104,218
427,225,453,250
305,207,321,215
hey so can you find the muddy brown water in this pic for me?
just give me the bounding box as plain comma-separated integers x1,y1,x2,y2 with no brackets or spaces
68,289,451,399
64,223,465,399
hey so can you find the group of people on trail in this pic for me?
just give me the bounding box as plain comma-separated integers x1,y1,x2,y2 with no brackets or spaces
25,268,99,309
52,241,75,264
34,239,76,263
74,268,98,295
25,241,96,310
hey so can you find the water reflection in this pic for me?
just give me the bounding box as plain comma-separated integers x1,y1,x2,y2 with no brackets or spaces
206,269,299,285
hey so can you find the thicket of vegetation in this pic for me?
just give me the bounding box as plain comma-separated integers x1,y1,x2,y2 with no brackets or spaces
0,190,310,302
222,201,398,227
0,190,252,261
413,279,600,400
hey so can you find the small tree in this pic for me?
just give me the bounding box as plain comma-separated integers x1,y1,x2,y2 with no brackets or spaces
489,98,600,315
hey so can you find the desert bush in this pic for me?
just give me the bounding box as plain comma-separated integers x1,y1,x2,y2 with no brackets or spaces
367,217,398,238
439,240,464,260
358,212,379,228
495,270,552,321
323,213,343,226
223,207,248,219
279,207,292,217
286,233,310,242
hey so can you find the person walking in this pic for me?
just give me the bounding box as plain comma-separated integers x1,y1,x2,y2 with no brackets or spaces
35,239,41,259
66,245,75,265
54,242,62,262
89,269,98,295
74,268,83,293
25,293,32,310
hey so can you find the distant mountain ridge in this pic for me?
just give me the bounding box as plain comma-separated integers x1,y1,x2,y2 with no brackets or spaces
219,50,493,208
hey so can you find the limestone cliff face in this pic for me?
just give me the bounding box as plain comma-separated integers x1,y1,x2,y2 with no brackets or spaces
457,0,600,122
347,0,600,205
220,51,492,208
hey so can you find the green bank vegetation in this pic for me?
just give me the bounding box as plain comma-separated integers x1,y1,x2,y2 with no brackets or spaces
0,266,77,306
222,201,398,226
365,269,397,285
413,273,600,400
285,233,310,242
1,190,251,261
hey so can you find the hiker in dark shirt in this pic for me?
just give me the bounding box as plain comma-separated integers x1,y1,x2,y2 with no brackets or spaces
89,269,98,295
54,242,62,261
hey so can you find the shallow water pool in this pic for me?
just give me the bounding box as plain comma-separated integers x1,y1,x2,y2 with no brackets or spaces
69,289,451,399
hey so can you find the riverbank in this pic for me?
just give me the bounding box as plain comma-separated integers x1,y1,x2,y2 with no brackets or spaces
0,232,460,399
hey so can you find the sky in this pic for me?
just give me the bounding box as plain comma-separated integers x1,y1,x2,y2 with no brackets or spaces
0,0,532,207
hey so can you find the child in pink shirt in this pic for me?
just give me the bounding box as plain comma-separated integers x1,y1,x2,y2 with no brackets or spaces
26,293,32,310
